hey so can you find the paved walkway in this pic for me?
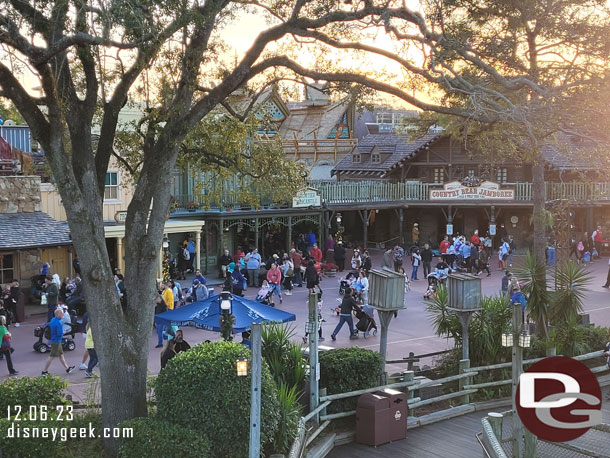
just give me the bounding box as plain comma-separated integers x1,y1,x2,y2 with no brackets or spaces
2,252,610,405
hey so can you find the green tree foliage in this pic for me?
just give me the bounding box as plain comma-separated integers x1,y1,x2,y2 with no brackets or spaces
155,341,279,458
261,324,307,391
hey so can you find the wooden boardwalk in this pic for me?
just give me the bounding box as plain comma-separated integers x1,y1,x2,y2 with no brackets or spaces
329,389,610,458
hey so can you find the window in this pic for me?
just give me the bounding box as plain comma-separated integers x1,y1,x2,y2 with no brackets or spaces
496,168,508,183
352,153,361,164
434,168,445,184
371,152,381,164
0,254,14,284
104,172,119,200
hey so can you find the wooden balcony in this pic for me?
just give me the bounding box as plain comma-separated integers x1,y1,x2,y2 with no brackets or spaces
171,181,610,212
259,137,357,163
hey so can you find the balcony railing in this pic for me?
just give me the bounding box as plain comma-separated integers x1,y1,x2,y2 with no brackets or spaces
171,181,610,212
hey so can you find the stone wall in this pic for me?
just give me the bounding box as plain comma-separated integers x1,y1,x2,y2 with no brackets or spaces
18,249,42,290
0,175,41,213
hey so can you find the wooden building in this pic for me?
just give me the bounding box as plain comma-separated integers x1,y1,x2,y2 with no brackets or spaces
325,129,609,250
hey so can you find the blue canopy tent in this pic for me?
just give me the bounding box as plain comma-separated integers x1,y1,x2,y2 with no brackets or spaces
153,294,296,334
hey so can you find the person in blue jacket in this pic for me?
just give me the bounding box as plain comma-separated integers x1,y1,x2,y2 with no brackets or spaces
42,308,75,376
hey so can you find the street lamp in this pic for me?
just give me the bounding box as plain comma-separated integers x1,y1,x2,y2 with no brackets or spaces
518,332,531,348
162,237,169,250
237,358,248,376
501,332,513,347
220,291,234,341
220,291,232,314
336,212,342,224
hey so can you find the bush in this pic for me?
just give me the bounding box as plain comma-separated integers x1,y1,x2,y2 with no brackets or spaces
319,347,382,413
581,326,610,354
0,376,68,413
119,416,212,458
155,341,280,458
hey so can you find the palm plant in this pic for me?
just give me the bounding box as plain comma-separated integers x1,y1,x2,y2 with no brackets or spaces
551,315,589,357
261,324,307,391
551,260,592,325
469,296,512,365
514,253,551,338
425,285,460,343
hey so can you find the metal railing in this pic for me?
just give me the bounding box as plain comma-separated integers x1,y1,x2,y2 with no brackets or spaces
294,349,609,456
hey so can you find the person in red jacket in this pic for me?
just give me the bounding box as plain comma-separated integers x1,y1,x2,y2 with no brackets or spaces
310,243,323,263
440,235,450,262
266,263,283,306
471,230,480,247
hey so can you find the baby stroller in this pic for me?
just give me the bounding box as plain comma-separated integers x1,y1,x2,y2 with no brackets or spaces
354,304,377,339
424,274,439,300
256,284,274,307
33,316,79,353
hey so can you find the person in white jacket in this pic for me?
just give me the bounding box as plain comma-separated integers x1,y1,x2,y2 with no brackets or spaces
411,249,422,280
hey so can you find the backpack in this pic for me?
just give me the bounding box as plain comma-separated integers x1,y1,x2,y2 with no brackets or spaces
182,248,190,261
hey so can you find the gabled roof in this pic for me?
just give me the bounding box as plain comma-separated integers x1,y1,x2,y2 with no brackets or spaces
0,212,71,250
224,86,290,121
332,130,442,176
279,99,351,140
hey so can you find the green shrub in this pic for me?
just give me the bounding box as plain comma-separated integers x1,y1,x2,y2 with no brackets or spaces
155,341,280,458
119,416,212,458
581,326,610,354
0,376,68,413
262,324,307,390
319,347,382,413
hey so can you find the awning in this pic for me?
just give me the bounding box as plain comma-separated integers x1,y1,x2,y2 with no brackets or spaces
0,212,71,250
104,219,206,238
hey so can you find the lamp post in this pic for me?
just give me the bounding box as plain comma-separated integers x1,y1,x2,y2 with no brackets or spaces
220,291,233,341
501,300,534,458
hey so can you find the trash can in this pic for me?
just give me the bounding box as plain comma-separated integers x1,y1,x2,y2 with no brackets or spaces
355,393,391,446
547,247,556,266
377,388,408,441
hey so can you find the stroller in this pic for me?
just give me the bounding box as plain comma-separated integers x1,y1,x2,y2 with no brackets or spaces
256,283,274,307
33,310,79,353
354,304,377,339
424,274,439,300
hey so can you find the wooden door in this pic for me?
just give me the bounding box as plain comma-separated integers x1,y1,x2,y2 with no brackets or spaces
41,246,69,279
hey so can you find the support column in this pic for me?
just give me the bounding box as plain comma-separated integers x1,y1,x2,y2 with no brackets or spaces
204,225,209,275
116,237,124,274
399,208,404,245
308,292,319,421
219,219,224,255
511,303,524,458
359,210,371,249
249,323,262,458
318,213,323,250
586,206,594,233
195,230,201,273
287,216,293,253
158,245,163,280
490,205,496,249
255,218,259,251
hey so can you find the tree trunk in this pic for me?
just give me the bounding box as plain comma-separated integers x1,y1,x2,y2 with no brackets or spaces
531,160,546,261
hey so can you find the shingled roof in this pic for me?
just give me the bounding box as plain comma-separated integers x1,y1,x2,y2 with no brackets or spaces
280,99,350,140
541,134,598,171
332,130,442,177
0,212,71,250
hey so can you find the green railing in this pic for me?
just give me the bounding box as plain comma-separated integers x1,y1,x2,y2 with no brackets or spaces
171,181,610,211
